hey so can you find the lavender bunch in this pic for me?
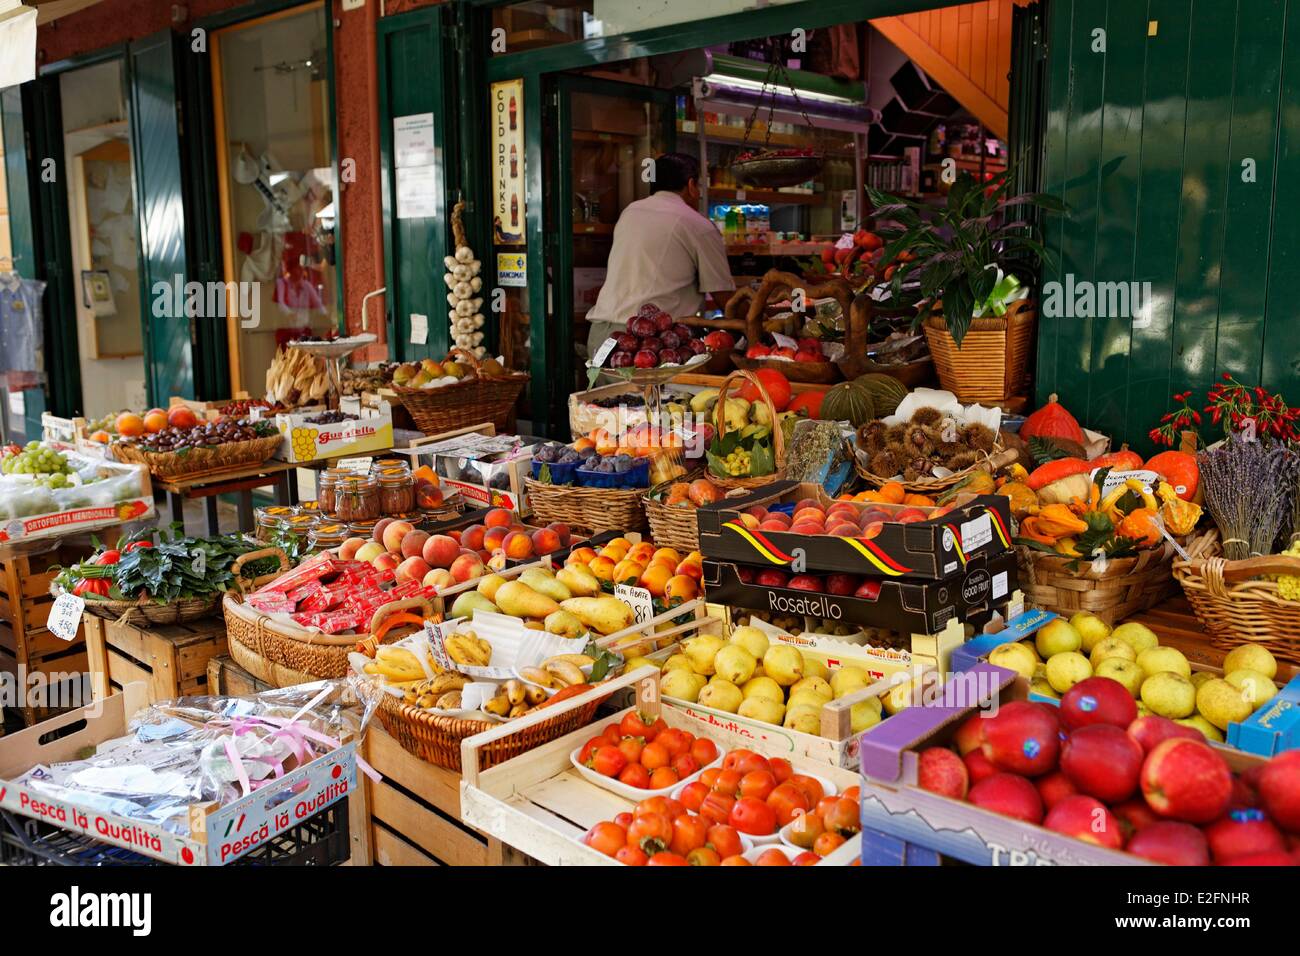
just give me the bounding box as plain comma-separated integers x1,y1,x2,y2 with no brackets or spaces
1197,434,1298,560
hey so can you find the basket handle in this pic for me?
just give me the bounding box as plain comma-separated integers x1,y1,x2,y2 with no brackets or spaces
230,547,291,593
367,596,435,637
1206,553,1300,586
714,368,787,468
447,347,482,374
733,269,854,350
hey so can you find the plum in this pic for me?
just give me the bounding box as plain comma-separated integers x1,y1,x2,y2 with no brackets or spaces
671,323,693,341
653,311,674,332
615,332,639,352
634,349,659,369
638,336,662,352
659,330,682,350
608,351,635,369
686,338,708,355
629,316,657,338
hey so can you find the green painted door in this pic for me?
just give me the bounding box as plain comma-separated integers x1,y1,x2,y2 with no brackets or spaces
378,6,452,363
127,30,195,405
1036,0,1296,452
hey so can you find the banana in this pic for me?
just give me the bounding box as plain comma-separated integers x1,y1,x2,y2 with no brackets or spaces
436,691,463,709
375,661,425,682
519,666,560,689
509,703,530,718
484,694,512,717
523,684,548,705
428,672,468,695
417,694,436,708
544,660,586,687
446,634,493,667
545,653,595,668
505,679,526,706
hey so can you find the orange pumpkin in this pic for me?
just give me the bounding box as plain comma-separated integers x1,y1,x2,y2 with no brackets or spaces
1021,393,1085,444
1145,451,1199,501
1090,448,1144,471
1117,508,1162,547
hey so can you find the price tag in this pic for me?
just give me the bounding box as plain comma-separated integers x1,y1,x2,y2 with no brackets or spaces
410,313,429,346
1092,468,1159,497
48,593,85,642
735,188,746,201
615,584,654,627
771,332,800,350
591,336,618,368
337,457,373,475
426,621,455,673
834,232,855,250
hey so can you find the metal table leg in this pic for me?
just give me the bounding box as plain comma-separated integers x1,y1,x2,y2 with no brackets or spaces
204,496,220,536
169,491,185,529
237,490,255,533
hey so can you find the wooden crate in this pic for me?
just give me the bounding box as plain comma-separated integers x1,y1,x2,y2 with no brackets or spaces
83,613,228,703
205,654,272,697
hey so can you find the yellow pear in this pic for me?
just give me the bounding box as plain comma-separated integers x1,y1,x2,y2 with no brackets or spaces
682,635,726,676
741,676,784,702
1176,714,1224,742
784,704,822,734
559,596,634,635
713,645,757,685
555,565,601,598
1225,669,1278,709
729,626,770,660
1112,621,1160,656
1090,637,1137,667
1196,678,1253,729
661,669,707,702
737,696,785,725
1030,678,1060,699
519,568,572,603
494,581,560,619
883,675,920,715
1223,645,1278,680
1069,611,1112,652
623,655,657,674
790,676,833,703
662,653,692,672
787,691,830,713
1190,671,1215,689
988,641,1038,680
1045,652,1092,693
698,679,743,714
830,666,871,699
763,645,804,686
1136,646,1190,680
543,609,584,639
1140,672,1196,718
801,655,830,681
449,590,498,619
851,700,883,733
476,573,508,602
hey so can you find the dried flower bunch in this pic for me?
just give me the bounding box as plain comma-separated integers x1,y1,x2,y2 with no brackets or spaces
858,407,995,482
1197,434,1300,560
1151,374,1300,448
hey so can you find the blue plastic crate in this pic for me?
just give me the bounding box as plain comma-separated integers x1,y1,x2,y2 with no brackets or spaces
576,457,650,489
531,458,579,485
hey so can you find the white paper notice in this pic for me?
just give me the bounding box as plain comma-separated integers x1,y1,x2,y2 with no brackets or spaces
614,584,654,626
48,593,85,641
393,113,436,168
993,571,1008,600
960,514,993,552
410,312,429,345
396,166,439,219
591,336,618,368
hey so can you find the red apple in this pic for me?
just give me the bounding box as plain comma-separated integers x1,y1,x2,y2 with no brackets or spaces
954,713,985,756
1060,724,1144,803
1059,676,1138,731
1258,751,1300,833
825,574,858,596
1127,714,1204,755
704,330,735,352
1126,821,1210,866
855,580,882,601
1044,794,1124,849
963,749,998,785
736,566,756,584
967,773,1044,825
1113,797,1161,836
1035,771,1079,811
787,575,824,592
755,570,789,588
1229,776,1259,810
1141,738,1233,824
980,701,1060,777
918,748,969,800
1222,851,1296,865
1204,809,1287,863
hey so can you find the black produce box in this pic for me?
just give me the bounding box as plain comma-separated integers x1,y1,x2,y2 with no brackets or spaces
703,551,1019,635
696,480,1013,582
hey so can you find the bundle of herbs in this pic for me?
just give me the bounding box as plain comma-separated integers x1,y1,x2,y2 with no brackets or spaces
1197,435,1300,561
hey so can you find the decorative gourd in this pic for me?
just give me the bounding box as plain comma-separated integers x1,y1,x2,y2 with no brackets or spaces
1117,507,1162,547
819,382,874,427
853,373,908,417
1021,393,1085,445
996,481,1039,520
787,390,825,418
1156,481,1201,535
1145,450,1199,501
1090,447,1144,471
1026,456,1091,491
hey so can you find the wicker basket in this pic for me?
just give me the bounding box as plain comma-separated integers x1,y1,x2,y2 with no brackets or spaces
524,478,648,534
373,689,605,772
707,369,787,491
1017,539,1182,627
729,352,841,385
642,473,706,554
922,299,1036,404
856,446,1018,494
110,433,285,481
391,348,528,434
1173,530,1300,666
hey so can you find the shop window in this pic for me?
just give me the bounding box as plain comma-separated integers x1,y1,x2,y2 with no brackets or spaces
211,2,337,398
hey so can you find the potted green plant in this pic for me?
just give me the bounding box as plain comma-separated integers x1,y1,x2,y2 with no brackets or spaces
868,170,1064,403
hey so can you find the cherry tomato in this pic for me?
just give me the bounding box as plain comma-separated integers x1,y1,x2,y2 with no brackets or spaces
767,782,811,826
649,766,679,789
620,711,656,740
706,824,743,859
814,831,847,857
690,738,718,766
755,848,792,866
720,856,751,866
739,769,777,801
578,736,605,766
823,796,861,836
679,781,711,813
640,741,671,771
687,846,721,866
615,845,648,866
788,774,825,807
618,763,651,789
582,821,626,857
657,728,692,758
617,736,644,765
700,791,737,827
793,851,821,866
699,767,722,790
647,851,689,866
842,785,860,803
730,796,778,836
613,812,633,830
768,757,794,783
713,769,743,797
669,813,710,856
591,745,627,778
672,753,701,779
600,724,622,746
627,812,673,855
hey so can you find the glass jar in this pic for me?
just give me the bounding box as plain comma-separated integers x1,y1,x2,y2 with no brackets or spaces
295,499,322,517
318,468,347,516
348,519,379,540
254,506,295,542
307,521,350,554
378,469,415,515
284,514,320,549
335,475,380,522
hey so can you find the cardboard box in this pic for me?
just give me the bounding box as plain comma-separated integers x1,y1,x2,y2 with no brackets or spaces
567,381,655,440
404,430,542,515
275,405,394,463
696,480,1013,581
0,455,154,551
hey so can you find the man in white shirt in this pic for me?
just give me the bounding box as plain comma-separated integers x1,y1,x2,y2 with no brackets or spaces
584,153,735,356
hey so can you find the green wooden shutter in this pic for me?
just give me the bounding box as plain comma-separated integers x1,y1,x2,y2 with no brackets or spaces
127,30,195,405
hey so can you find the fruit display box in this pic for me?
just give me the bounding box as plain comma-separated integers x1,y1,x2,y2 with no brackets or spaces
0,682,359,866
0,457,154,556
703,551,1019,641
567,382,656,440
274,405,395,463
458,666,861,865
696,480,1013,582
402,430,542,516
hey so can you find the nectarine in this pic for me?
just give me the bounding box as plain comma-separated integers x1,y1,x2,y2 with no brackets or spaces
502,530,535,560
167,405,198,429
531,528,562,556
422,534,460,569
566,547,597,566
460,524,487,551
450,554,485,583
400,530,430,560
338,536,367,561
422,568,454,591
115,412,145,438
484,508,514,528
548,522,572,547
373,517,395,543
483,526,509,552
396,556,432,584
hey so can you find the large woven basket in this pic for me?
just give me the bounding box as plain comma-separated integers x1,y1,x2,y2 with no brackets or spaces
708,369,787,491
110,433,284,481
1017,539,1181,627
373,689,604,772
391,348,528,434
642,474,704,554
856,446,1018,494
524,478,648,534
923,298,1036,404
1173,530,1300,666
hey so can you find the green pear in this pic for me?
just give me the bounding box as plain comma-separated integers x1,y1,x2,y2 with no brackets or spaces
450,590,499,619
1095,657,1143,697
1136,646,1190,680
1176,714,1224,742
1069,611,1112,653
662,669,707,702
1140,672,1196,718
1223,645,1278,680
1225,668,1278,709
1090,637,1137,667
519,568,572,603
729,626,770,660
1196,678,1253,729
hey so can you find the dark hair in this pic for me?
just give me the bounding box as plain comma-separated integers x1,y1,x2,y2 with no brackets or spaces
649,153,699,194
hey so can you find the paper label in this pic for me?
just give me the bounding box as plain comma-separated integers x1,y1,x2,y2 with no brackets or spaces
47,593,84,641
591,336,618,369
960,513,993,552
734,188,746,201
410,313,429,346
1094,468,1159,497
771,332,800,350
614,584,654,626
993,570,1008,600
426,620,455,673
834,232,855,250
336,457,373,475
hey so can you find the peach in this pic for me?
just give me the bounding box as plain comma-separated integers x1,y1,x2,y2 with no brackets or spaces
826,521,861,538
483,526,510,551
599,544,628,564
422,534,460,569
652,548,682,567
415,480,444,509
142,411,167,434
547,522,572,547
448,530,463,543
665,574,699,602
612,559,645,585
790,520,825,536
450,554,486,583
737,513,760,529
794,498,820,514
861,521,884,539
422,568,454,591
639,563,672,597
565,547,597,566
487,549,509,571
396,556,431,584
484,508,514,528
604,537,633,552
509,523,527,534
115,412,145,438
792,507,825,526
503,530,535,560
372,553,399,572
674,558,703,581
477,550,492,563
826,507,859,525
460,524,487,551
373,517,395,543
744,505,768,521
759,512,791,529
167,405,198,429
338,536,368,561
628,541,656,565
382,520,414,553
531,528,562,556
588,555,616,581
758,519,790,533
400,530,430,560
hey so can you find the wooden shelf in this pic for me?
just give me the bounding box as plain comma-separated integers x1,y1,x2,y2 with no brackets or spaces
707,186,823,206
678,120,853,153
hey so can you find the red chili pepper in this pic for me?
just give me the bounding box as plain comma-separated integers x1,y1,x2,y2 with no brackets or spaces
94,549,121,566
73,578,110,597
124,541,153,552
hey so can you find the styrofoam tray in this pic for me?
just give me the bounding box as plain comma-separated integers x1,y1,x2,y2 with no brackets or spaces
569,743,722,801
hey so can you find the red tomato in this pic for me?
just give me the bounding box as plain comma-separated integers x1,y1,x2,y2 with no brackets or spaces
720,856,751,866
94,549,121,566
739,769,777,801
613,812,633,830
657,728,691,758
669,813,710,856
733,752,772,776
767,782,811,826
672,753,701,778
634,796,674,819
680,781,711,813
700,790,737,826
640,741,671,771
706,824,743,859
662,798,686,820
815,795,841,819
713,769,743,797
592,745,627,778
578,736,605,766
769,757,794,783
756,848,792,866
617,737,644,765
793,851,821,866
618,763,651,789
788,774,825,806
687,846,721,866
723,748,759,772
619,711,656,740
699,767,722,789
615,845,648,866
600,724,622,746
814,831,847,857
730,796,778,835
627,812,673,854
823,797,861,836
690,738,718,766
647,852,689,866
582,821,626,857
647,716,668,741
649,767,679,789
